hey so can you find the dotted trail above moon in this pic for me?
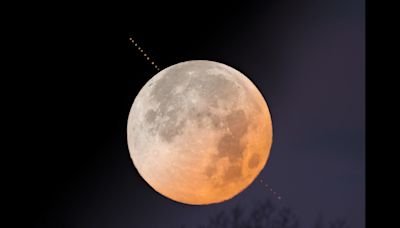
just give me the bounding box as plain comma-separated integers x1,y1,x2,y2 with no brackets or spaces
127,60,272,205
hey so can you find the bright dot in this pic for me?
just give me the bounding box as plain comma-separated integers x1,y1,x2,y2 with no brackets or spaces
134,43,137,46
147,57,150,60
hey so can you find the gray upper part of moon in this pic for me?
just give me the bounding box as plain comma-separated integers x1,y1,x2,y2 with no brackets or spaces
127,60,272,205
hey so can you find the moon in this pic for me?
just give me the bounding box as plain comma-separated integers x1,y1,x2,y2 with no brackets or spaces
127,60,272,205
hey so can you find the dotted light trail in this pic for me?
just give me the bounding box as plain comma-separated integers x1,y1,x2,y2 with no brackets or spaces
129,37,161,71
260,179,283,200
129,36,281,201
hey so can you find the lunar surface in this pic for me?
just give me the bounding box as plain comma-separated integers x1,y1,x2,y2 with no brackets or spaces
127,60,272,205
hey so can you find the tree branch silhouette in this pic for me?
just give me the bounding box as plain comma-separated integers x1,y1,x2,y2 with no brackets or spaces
187,197,349,228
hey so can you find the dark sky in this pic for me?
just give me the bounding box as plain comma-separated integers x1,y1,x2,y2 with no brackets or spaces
21,0,364,227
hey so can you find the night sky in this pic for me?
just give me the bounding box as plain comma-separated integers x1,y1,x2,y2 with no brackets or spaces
22,0,364,227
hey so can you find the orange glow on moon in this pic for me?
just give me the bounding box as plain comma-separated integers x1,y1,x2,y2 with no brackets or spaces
127,60,273,205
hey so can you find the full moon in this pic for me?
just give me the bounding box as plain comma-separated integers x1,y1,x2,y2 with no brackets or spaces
127,60,273,205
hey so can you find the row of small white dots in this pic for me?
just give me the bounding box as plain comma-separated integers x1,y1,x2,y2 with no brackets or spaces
129,37,160,71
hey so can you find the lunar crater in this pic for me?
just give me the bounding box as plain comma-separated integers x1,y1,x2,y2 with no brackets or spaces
248,153,260,169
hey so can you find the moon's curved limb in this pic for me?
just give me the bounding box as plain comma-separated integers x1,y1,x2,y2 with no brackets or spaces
127,60,273,205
